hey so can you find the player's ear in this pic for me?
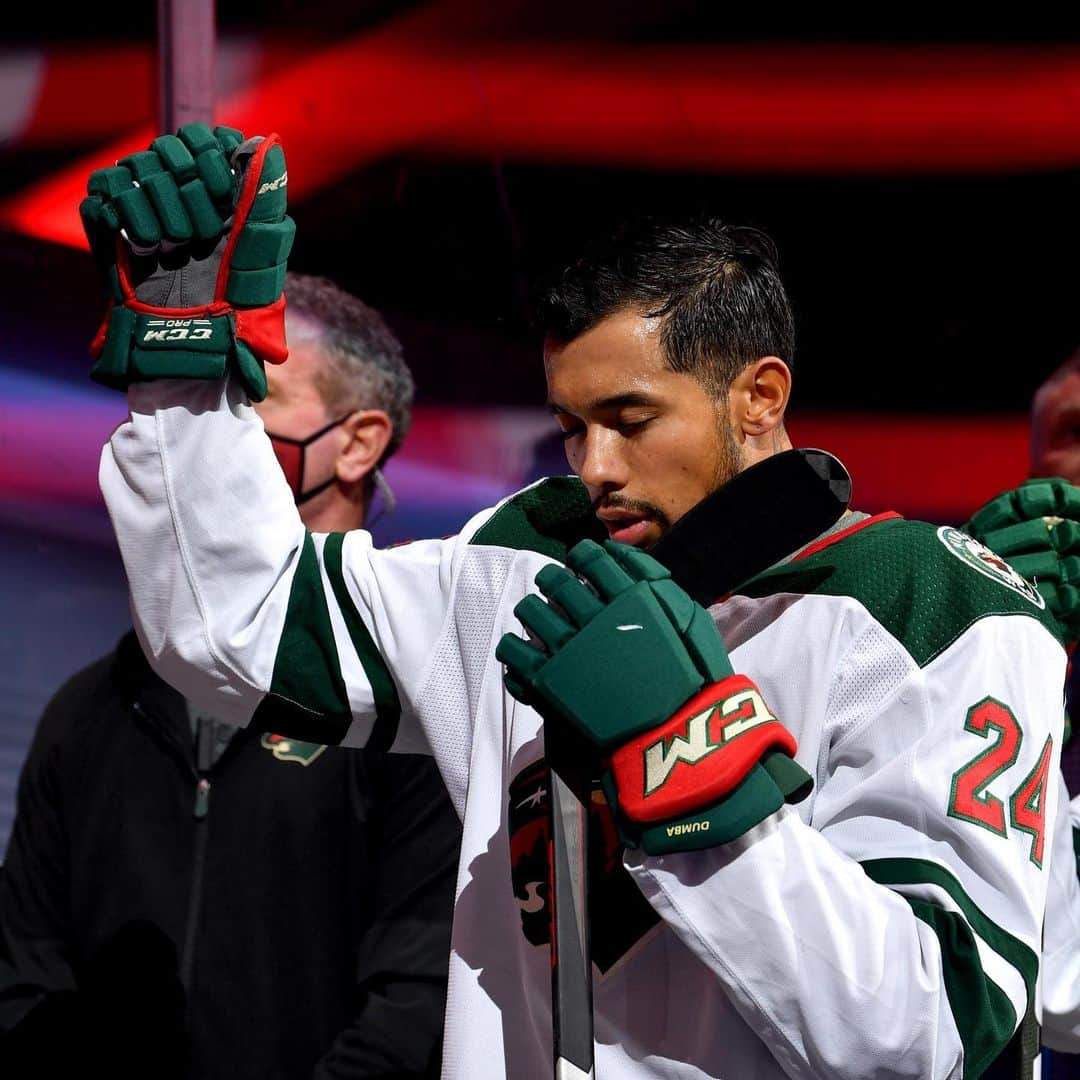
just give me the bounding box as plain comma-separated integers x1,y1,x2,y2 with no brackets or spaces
336,410,393,484
729,357,791,440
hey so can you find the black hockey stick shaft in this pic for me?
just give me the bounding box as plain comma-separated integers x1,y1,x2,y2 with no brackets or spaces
547,722,596,1080
545,447,850,1080
651,448,853,606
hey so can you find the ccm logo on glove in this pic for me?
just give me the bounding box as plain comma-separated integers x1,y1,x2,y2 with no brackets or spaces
612,674,794,824
142,319,214,342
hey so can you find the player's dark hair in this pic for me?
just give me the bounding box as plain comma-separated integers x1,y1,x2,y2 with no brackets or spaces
536,216,795,394
284,272,413,462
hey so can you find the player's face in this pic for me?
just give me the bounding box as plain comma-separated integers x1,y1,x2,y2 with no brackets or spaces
1031,367,1080,484
544,307,743,549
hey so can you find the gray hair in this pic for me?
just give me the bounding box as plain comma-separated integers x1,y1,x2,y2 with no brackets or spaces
284,271,414,462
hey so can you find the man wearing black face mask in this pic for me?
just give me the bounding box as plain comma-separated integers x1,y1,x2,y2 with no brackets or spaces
0,273,460,1080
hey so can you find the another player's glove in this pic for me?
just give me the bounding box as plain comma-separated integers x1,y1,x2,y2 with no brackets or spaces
965,478,1080,642
79,123,294,401
496,539,812,855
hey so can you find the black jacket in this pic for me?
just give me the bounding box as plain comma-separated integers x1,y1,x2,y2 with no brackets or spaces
0,631,461,1079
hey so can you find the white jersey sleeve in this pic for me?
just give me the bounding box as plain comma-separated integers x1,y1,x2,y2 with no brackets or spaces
102,377,459,742
99,376,586,811
626,519,1066,1079
1043,782,1080,1052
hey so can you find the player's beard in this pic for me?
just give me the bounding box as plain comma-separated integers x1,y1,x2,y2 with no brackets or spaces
710,407,745,495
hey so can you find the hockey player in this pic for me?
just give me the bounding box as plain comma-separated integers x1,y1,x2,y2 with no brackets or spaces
963,350,1080,1061
88,126,1064,1078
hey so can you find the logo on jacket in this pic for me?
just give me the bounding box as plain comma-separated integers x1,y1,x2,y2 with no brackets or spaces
260,732,328,766
937,526,1046,609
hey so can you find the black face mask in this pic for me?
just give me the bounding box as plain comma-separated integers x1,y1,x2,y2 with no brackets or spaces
266,414,397,524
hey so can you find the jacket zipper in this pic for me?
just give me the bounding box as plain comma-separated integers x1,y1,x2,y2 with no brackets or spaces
180,716,213,991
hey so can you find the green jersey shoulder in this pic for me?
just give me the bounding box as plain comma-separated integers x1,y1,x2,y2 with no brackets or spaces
740,516,1063,667
470,476,605,560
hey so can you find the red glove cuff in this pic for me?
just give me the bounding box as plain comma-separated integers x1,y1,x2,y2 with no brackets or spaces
235,295,288,364
90,305,112,359
611,674,796,824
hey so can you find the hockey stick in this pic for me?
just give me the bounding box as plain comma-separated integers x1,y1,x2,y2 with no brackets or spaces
651,447,853,606
546,446,851,1080
547,722,598,1080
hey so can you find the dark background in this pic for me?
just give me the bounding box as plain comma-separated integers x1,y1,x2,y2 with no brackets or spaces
5,3,1080,409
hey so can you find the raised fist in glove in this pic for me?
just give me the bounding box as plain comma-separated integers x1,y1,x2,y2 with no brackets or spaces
79,123,294,401
965,477,1080,642
496,539,812,855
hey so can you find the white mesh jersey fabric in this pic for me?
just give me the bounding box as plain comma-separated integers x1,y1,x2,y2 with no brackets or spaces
413,543,519,817
825,617,916,746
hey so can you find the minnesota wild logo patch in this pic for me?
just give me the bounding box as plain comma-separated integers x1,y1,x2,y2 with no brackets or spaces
260,732,328,766
937,526,1046,610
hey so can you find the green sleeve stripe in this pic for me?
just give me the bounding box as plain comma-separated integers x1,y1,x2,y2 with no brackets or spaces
1073,826,1080,879
861,857,1038,992
323,532,401,752
253,531,353,744
862,857,1037,1080
905,898,1016,1079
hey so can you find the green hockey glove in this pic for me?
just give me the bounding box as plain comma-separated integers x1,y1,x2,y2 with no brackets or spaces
79,123,294,401
496,539,812,855
965,478,1080,642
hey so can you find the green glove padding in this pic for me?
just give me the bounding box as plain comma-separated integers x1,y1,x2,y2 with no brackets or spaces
496,539,812,854
80,123,295,401
965,478,1080,642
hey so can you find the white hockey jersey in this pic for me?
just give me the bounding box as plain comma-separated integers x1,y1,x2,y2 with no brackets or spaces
100,376,1067,1080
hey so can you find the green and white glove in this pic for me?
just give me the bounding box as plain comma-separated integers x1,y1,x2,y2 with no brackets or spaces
965,478,1080,642
79,123,294,401
496,539,812,855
